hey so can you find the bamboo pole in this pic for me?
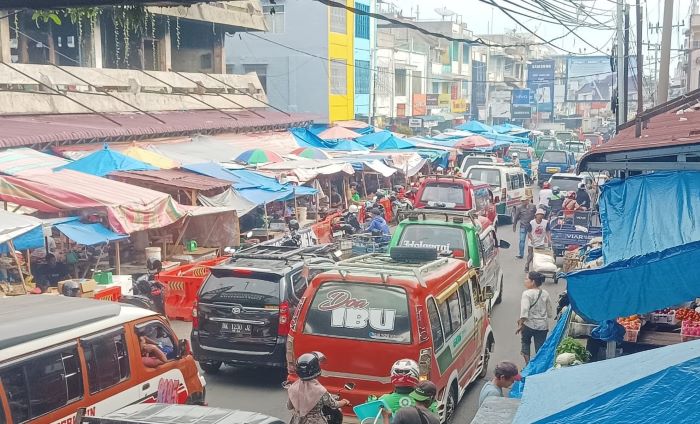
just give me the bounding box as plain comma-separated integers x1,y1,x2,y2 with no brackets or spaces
115,240,121,275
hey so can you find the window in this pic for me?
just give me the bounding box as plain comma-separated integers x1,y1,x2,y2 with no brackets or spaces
481,231,496,262
201,269,281,307
412,71,423,94
419,182,467,206
437,298,454,338
447,292,462,331
355,2,370,39
395,69,407,97
541,151,567,164
331,60,347,95
289,265,327,302
458,284,473,321
243,64,268,93
462,44,470,64
81,329,130,393
397,224,466,254
377,66,392,95
427,298,444,349
263,4,285,33
330,1,347,34
467,168,501,188
0,344,83,422
473,187,492,212
450,41,459,62
304,282,411,344
355,60,370,94
548,176,583,192
508,173,524,190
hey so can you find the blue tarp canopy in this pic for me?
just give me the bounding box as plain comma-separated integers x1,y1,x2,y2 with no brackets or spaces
356,130,394,147
513,339,700,423
0,210,43,253
375,136,416,151
52,217,128,246
290,128,369,151
493,123,531,137
182,162,256,189
567,171,700,322
455,121,494,133
55,145,157,177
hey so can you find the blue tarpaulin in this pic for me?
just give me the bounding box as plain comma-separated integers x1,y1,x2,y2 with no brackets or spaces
356,130,394,147
55,145,157,177
183,162,256,189
290,128,368,151
375,136,416,151
54,218,128,246
455,121,495,133
566,171,700,322
513,339,700,423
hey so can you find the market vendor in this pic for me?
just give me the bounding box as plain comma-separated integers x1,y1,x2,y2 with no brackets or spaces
350,182,361,203
35,253,71,289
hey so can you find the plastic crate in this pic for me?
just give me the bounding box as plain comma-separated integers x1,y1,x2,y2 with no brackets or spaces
681,320,700,342
650,312,679,326
623,328,639,343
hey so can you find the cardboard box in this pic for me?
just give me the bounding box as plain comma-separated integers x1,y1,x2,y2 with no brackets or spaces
58,279,97,297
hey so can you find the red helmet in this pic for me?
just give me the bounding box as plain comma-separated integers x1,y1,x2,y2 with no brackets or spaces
542,181,551,189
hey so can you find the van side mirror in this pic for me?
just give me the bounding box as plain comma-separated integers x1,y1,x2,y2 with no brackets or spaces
483,286,494,300
498,239,511,249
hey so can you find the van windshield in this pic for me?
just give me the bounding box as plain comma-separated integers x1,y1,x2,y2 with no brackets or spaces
467,168,501,187
304,282,411,344
397,224,467,254
541,151,567,163
200,269,281,307
420,183,466,206
462,156,494,170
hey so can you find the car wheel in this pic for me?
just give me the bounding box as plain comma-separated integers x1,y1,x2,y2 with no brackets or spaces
200,361,222,374
494,278,503,305
478,343,491,379
444,385,458,424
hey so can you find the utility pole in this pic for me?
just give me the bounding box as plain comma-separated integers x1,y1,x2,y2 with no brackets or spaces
616,0,626,130
636,0,644,137
623,5,630,123
657,0,674,103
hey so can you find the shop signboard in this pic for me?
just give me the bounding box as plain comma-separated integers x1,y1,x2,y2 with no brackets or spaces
438,94,451,108
409,118,422,128
413,94,427,116
490,90,511,119
451,99,468,113
426,94,439,107
512,89,532,119
527,59,554,113
424,120,438,128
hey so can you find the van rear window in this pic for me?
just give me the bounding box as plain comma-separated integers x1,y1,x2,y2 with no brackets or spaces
303,282,411,344
420,183,466,206
397,224,466,254
542,151,567,163
467,168,501,187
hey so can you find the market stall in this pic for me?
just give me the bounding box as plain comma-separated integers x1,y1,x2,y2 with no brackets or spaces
0,210,41,295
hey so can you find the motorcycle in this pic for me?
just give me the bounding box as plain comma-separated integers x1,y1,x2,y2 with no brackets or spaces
282,381,353,424
120,259,165,314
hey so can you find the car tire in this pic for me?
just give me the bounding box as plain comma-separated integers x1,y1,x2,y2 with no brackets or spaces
200,361,222,374
494,278,503,305
444,384,458,424
478,341,492,379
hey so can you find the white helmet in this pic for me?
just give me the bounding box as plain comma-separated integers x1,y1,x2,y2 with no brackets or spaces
348,204,359,213
390,359,420,387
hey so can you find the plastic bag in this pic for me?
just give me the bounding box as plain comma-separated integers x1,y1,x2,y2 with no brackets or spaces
533,251,557,272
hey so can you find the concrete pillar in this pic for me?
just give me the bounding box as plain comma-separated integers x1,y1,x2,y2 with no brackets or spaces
213,29,225,74
160,23,172,71
88,20,103,68
0,10,10,63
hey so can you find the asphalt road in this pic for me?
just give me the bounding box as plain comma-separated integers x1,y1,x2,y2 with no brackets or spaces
171,205,567,423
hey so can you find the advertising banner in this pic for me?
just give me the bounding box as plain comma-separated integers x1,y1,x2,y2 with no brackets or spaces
438,94,451,108
511,89,531,119
426,94,439,107
490,90,511,119
527,60,555,113
566,56,612,102
451,99,468,113
412,94,427,116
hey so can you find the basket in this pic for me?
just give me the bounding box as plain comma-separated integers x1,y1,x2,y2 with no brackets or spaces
353,400,388,424
623,328,639,343
681,320,700,342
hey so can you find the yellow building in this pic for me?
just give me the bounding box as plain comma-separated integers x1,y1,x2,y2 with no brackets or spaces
328,0,355,122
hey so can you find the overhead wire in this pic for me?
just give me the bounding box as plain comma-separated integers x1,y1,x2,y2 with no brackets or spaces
532,0,612,53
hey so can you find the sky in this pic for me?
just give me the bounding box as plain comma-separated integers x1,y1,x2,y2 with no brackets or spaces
392,0,694,62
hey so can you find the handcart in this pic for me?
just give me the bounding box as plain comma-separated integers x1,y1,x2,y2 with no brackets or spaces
532,246,560,284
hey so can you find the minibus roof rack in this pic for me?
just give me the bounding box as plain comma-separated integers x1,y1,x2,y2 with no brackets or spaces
230,245,316,261
398,208,479,225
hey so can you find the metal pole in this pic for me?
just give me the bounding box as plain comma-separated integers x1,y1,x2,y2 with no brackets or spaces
657,0,674,103
623,5,630,123
616,0,626,130
636,0,644,137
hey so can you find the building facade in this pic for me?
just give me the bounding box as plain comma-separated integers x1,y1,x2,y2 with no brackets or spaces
353,0,373,121
227,0,362,123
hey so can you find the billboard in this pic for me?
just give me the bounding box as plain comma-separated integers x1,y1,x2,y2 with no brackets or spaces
527,60,554,112
490,90,511,119
426,94,439,108
451,99,468,114
412,94,427,116
512,89,531,119
566,56,612,102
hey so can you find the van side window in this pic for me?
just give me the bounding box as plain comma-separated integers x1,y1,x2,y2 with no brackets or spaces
0,344,83,422
136,321,178,366
426,298,444,349
447,292,461,330
505,173,512,190
438,298,455,339
473,187,491,212
481,231,496,261
459,284,473,320
82,329,130,393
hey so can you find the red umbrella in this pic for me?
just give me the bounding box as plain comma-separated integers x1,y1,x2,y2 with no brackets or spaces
318,125,361,140
454,135,494,150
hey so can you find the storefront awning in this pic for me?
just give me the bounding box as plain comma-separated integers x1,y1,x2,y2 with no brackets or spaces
53,218,128,246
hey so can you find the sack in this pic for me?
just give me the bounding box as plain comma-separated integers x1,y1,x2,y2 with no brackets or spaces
533,251,557,272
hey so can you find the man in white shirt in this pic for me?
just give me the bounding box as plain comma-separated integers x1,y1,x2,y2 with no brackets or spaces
524,209,551,272
517,271,553,364
538,182,553,207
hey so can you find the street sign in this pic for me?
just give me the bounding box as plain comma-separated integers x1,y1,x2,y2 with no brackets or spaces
409,118,422,128
512,89,532,119
423,121,438,128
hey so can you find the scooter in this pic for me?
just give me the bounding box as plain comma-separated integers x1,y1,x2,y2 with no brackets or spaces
120,259,165,314
283,381,354,424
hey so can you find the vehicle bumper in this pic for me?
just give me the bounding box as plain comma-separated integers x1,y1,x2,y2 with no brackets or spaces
191,332,288,368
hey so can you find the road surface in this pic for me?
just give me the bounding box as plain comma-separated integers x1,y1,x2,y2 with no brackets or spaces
172,211,567,422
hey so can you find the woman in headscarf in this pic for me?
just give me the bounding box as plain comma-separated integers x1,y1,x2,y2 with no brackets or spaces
287,352,350,424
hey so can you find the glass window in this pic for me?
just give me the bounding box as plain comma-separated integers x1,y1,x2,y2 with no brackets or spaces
437,299,454,338
447,292,461,331
262,4,285,33
467,168,501,188
462,44,470,64
0,344,83,422
419,183,466,206
458,284,472,321
473,187,492,212
304,282,411,344
201,269,281,307
426,298,444,349
548,176,581,192
355,60,370,94
412,71,423,94
331,60,347,95
395,69,407,97
397,224,466,254
330,1,347,34
243,64,267,93
481,231,496,261
82,329,130,393
541,151,567,163
354,2,370,39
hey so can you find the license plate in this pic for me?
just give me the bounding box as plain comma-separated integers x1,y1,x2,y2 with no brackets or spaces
221,323,252,334
546,167,559,173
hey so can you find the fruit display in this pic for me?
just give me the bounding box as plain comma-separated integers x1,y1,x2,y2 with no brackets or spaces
681,320,700,342
649,308,679,325
617,315,643,342
675,308,700,322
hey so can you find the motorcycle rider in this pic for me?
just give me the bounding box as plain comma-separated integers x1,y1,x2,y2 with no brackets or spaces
287,352,349,424
538,182,553,207
366,208,391,243
548,186,564,217
346,205,362,234
371,359,437,414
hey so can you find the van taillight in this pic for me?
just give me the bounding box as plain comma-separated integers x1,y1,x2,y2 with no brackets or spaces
452,248,465,258
192,300,199,329
278,300,291,336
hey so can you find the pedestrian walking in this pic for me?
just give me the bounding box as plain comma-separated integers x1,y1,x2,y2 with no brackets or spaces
478,361,521,406
512,194,537,259
524,209,551,272
516,272,553,364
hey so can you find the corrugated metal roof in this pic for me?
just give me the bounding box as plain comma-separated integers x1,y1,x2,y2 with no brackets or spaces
0,109,315,149
109,169,231,192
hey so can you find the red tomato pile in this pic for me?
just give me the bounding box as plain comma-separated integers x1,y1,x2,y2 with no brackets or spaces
675,308,700,322
617,315,642,331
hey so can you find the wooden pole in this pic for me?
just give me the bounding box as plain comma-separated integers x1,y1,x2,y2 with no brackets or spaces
342,177,349,209
8,240,26,288
361,172,369,199
191,189,198,206
25,250,31,275
115,240,121,275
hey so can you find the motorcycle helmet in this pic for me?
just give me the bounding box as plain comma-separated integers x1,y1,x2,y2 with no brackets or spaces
542,181,551,189
390,359,420,387
296,352,325,381
578,182,586,189
348,204,359,213
370,208,382,216
62,280,81,297
288,219,300,231
552,186,561,196
147,258,163,274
